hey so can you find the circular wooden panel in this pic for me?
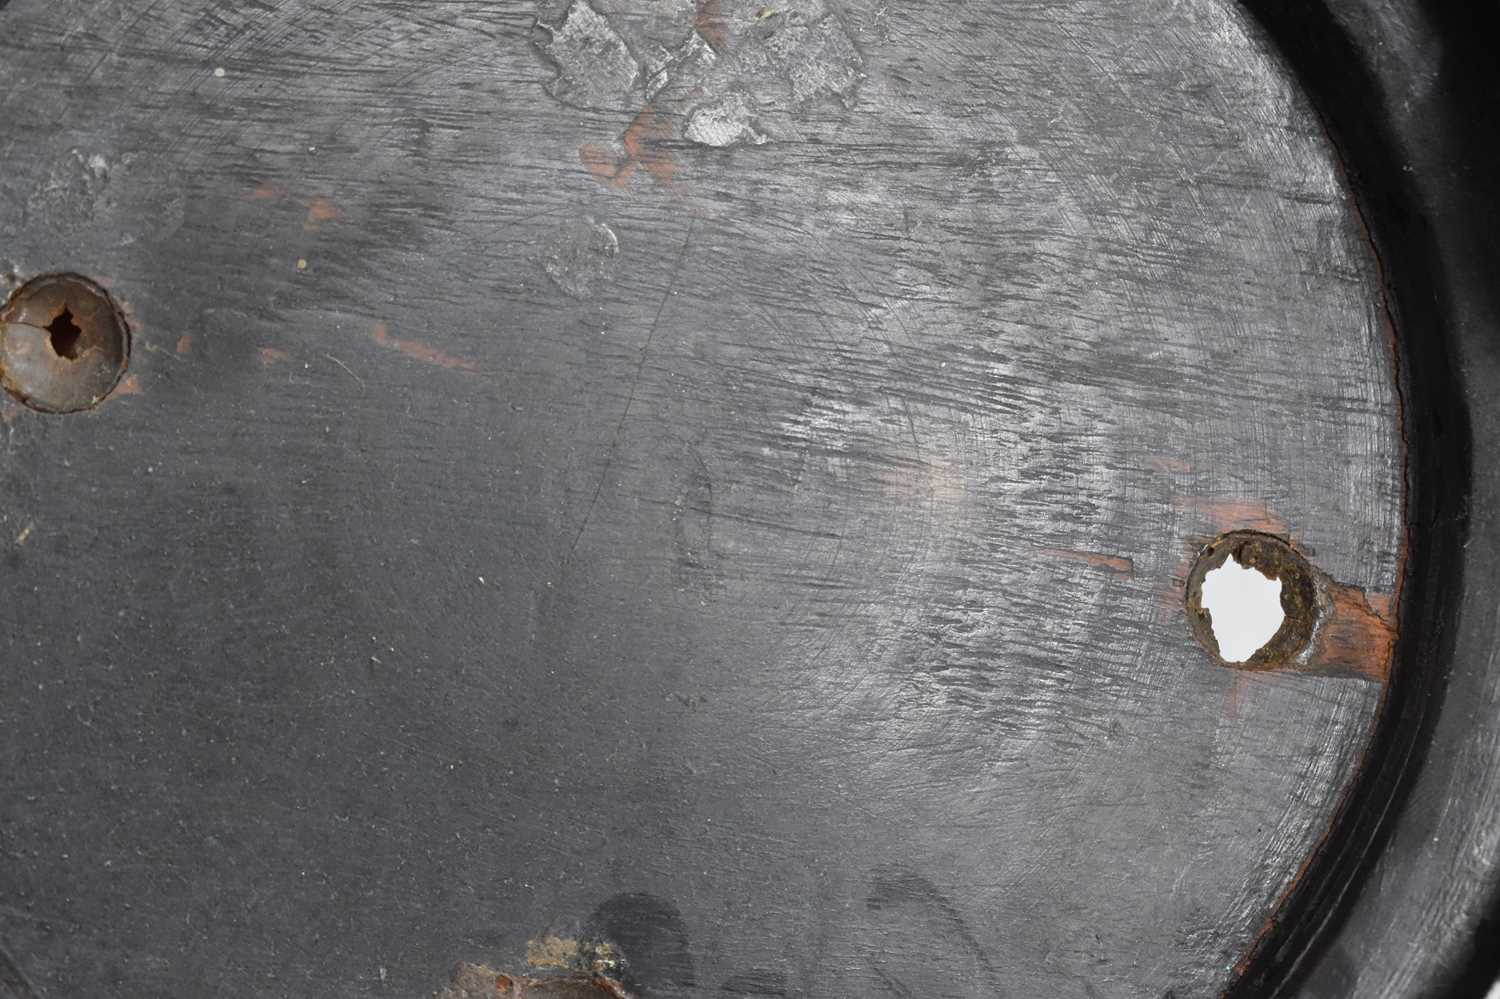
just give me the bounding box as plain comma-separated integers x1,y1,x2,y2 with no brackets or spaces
0,1,1414,996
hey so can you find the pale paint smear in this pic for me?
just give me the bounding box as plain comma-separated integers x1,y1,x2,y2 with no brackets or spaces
1201,556,1285,663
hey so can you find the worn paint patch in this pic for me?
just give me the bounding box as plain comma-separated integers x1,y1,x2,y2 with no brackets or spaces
27,148,185,244
536,0,643,111
762,11,863,105
526,935,622,973
546,0,871,177
439,962,635,998
372,321,478,372
645,28,718,98
670,30,720,83
528,937,582,970
684,92,768,147
543,218,620,298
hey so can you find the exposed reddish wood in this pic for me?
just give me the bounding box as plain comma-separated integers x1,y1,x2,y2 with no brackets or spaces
1307,583,1398,682
304,196,339,230
581,107,678,189
1147,455,1193,473
578,145,636,188
695,0,728,50
1036,546,1135,574
372,321,477,372
1174,496,1289,536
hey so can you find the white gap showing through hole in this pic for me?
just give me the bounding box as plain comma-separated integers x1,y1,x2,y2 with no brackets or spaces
1201,556,1285,663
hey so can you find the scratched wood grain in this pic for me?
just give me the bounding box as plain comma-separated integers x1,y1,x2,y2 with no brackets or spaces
0,0,1406,996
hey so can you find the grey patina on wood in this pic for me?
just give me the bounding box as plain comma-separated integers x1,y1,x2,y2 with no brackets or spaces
0,0,1404,996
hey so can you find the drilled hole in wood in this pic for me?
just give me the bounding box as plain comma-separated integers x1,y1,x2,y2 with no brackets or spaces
1186,530,1319,670
1199,556,1285,662
47,308,84,360
0,273,131,413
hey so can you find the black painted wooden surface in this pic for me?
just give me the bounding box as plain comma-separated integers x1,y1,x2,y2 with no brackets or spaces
0,1,1420,996
1250,2,1500,995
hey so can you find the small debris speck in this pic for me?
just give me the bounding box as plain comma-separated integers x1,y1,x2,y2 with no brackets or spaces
213,67,226,78
296,258,308,271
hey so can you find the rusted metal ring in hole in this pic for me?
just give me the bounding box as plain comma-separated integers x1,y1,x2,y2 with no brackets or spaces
0,273,130,414
1186,530,1319,669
